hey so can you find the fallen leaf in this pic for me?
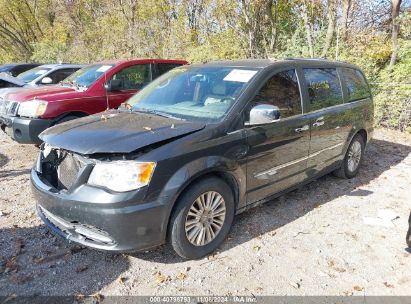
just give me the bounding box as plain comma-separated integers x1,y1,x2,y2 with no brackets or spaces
73,292,85,301
334,267,346,273
253,245,261,251
384,282,394,288
154,271,170,284
75,265,88,273
92,293,104,302
177,271,187,280
353,285,364,291
118,276,127,284
5,256,18,272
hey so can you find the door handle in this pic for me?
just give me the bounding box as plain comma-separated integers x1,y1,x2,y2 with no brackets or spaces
295,124,309,133
312,117,325,127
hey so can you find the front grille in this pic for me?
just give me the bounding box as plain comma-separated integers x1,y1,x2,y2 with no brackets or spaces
0,99,19,116
56,150,83,190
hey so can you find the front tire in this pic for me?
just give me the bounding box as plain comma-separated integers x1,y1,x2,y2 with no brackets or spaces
334,134,365,179
169,177,235,259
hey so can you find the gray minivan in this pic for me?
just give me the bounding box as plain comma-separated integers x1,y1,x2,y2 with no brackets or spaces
32,58,373,259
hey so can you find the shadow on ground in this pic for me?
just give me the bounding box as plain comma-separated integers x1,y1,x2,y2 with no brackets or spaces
0,153,8,168
1,138,409,296
0,169,31,180
132,138,411,263
0,225,128,296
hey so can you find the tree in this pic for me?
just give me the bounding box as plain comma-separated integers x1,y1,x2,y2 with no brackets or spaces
321,0,337,58
389,0,402,68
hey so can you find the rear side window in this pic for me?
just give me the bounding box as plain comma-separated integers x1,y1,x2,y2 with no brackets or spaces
341,68,370,101
253,69,302,119
303,68,343,111
157,63,182,76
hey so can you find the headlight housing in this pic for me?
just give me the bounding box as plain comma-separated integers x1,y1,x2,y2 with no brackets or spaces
88,161,156,192
18,99,48,118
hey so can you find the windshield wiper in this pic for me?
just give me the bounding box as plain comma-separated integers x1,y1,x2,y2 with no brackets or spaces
132,108,184,120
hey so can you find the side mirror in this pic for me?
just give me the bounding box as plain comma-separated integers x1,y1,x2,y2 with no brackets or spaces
41,77,53,85
247,104,281,125
104,79,122,91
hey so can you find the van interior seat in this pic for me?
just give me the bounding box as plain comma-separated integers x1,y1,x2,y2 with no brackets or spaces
204,82,228,105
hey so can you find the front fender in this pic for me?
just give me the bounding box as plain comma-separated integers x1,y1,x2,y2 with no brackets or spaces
157,155,247,241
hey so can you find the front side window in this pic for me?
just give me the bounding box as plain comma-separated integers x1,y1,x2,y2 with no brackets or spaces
304,68,343,111
17,67,52,83
40,68,80,84
62,64,115,89
252,69,302,119
128,67,259,122
111,64,151,90
341,68,370,102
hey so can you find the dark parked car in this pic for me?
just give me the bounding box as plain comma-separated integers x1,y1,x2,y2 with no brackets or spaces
0,63,41,77
0,59,187,144
407,212,411,248
31,59,373,259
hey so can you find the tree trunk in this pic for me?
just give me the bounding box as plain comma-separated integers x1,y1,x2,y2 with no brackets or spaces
263,0,277,54
389,0,402,69
341,0,351,41
321,0,337,58
300,2,314,58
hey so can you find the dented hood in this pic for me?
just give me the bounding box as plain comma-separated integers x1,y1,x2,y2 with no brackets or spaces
39,111,205,154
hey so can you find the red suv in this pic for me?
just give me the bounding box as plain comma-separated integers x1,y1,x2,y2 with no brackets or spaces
0,59,187,144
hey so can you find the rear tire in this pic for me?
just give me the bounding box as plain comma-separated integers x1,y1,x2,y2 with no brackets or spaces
169,177,235,259
333,134,365,179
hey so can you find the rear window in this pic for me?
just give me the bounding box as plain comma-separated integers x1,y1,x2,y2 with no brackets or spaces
304,68,343,111
341,68,370,102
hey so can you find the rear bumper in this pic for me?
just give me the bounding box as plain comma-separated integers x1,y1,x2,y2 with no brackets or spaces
31,168,170,252
0,115,52,144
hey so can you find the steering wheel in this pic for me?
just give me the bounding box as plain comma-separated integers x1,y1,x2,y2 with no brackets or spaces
219,97,235,103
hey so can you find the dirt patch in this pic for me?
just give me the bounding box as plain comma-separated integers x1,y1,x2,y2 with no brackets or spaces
0,129,410,296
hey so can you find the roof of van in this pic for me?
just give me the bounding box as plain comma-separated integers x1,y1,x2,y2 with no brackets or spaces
205,58,359,69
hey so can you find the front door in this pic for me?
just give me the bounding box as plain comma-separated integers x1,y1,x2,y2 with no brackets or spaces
108,63,152,108
245,68,311,204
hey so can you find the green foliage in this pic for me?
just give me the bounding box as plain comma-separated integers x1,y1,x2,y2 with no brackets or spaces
0,0,409,131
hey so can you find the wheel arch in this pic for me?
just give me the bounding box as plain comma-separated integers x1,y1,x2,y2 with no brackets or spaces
163,165,244,241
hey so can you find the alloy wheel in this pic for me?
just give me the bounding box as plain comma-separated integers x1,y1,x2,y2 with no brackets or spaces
184,191,226,246
347,140,362,172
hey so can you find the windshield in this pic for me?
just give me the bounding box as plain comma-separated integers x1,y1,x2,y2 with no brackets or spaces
128,66,258,122
17,67,51,83
0,65,13,73
61,64,115,88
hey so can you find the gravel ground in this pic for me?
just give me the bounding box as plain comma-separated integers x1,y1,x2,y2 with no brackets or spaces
0,128,410,297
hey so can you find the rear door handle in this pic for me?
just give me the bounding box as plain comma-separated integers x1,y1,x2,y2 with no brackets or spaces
295,124,309,133
313,117,325,127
